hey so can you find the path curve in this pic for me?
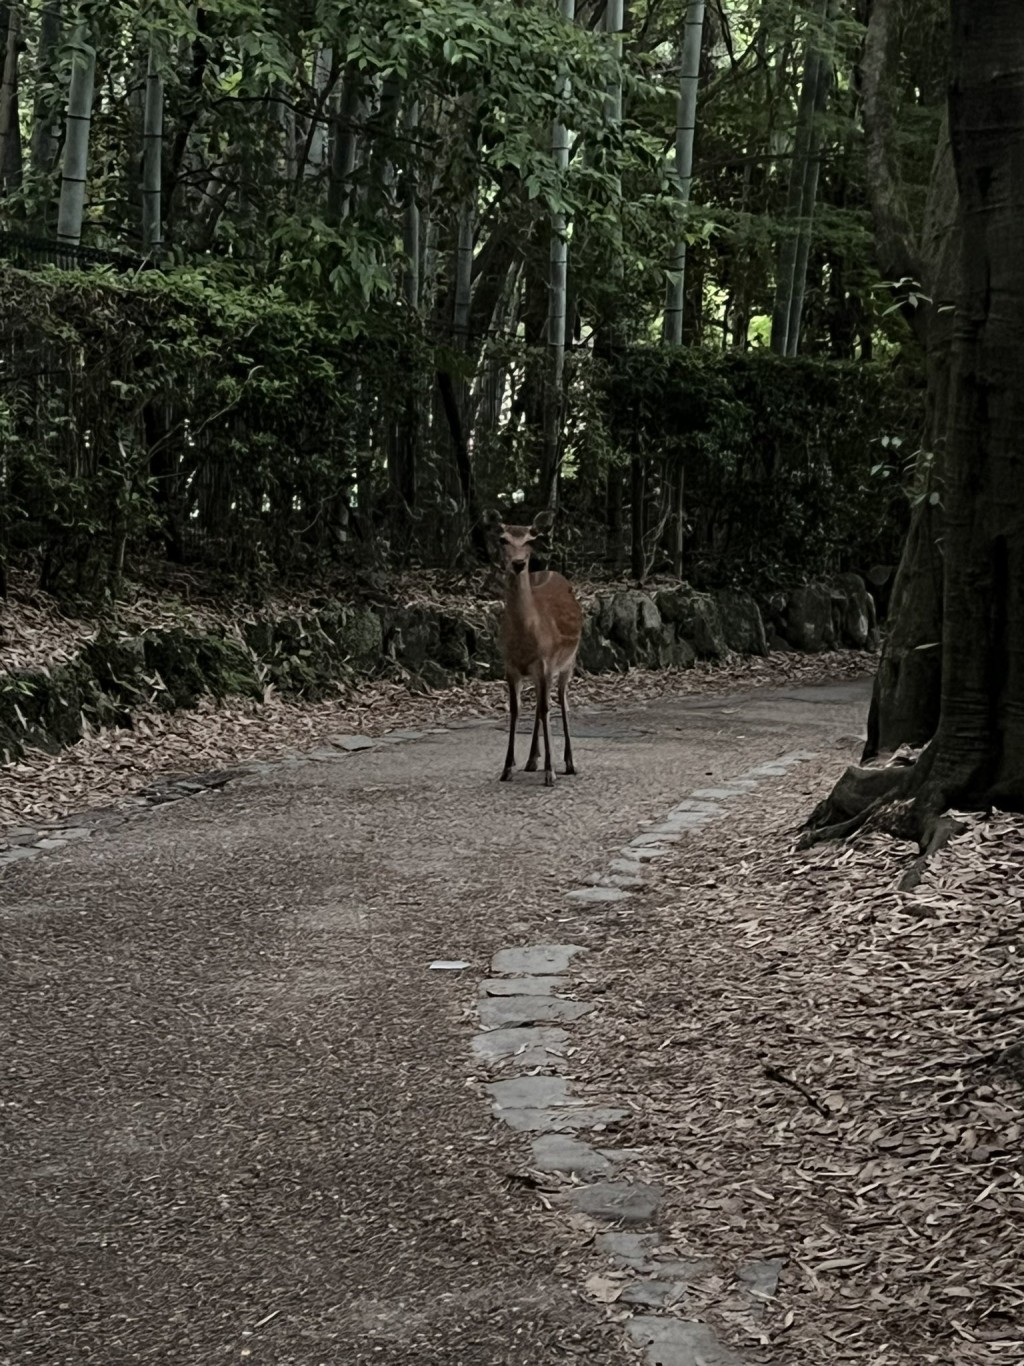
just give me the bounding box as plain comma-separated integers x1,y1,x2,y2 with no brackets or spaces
1,679,869,1365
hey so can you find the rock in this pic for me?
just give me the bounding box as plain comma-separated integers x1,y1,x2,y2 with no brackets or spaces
596,1232,663,1269
470,1026,569,1064
479,976,566,998
619,1280,687,1308
713,589,767,656
531,1135,618,1177
578,614,625,673
477,995,593,1028
493,1105,629,1133
782,583,836,652
656,624,697,670
484,1075,571,1108
333,606,384,667
332,735,377,752
491,944,586,975
654,588,727,659
598,590,663,664
737,1257,785,1298
832,572,875,649
419,660,450,690
625,1317,746,1366
568,1180,664,1226
387,607,440,671
565,885,632,904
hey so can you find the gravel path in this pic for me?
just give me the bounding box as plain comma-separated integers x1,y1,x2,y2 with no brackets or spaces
0,679,870,1365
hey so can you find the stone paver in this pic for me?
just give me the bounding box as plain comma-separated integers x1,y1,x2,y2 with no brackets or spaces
477,995,593,1028
737,1256,785,1297
619,1280,688,1308
565,885,632,904
568,1181,664,1226
491,944,586,975
530,1134,619,1177
484,1075,571,1108
626,1318,748,1366
494,1105,629,1133
470,1024,569,1064
331,734,378,751
479,975,566,997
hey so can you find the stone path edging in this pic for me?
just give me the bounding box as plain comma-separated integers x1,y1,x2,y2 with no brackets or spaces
473,750,820,1365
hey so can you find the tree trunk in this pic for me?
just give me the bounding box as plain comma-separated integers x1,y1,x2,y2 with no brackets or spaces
0,4,22,194
806,0,1024,857
401,98,420,310
863,112,957,758
305,48,333,179
663,0,705,344
630,455,645,580
453,198,474,347
541,0,576,511
29,0,62,181
785,0,840,356
142,33,164,256
56,8,96,248
770,0,827,355
327,62,362,222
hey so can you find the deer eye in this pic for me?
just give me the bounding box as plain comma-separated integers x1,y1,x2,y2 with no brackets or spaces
499,534,511,545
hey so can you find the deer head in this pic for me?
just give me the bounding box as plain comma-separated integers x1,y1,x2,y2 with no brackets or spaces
486,509,554,577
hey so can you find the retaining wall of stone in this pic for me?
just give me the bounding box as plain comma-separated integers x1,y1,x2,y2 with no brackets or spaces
0,577,877,760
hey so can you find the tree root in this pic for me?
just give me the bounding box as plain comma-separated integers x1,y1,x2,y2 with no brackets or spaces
897,813,968,891
799,742,971,887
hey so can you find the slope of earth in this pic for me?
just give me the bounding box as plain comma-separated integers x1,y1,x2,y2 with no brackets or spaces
574,767,1024,1364
0,676,872,1365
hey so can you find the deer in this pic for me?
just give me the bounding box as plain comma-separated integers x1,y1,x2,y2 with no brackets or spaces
487,508,583,787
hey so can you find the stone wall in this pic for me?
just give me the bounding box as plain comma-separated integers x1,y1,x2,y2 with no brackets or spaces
0,577,877,761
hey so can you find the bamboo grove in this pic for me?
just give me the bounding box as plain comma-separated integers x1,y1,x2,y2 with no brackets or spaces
0,0,945,594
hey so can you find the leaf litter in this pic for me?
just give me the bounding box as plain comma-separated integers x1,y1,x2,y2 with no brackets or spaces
0,611,871,831
577,763,1024,1365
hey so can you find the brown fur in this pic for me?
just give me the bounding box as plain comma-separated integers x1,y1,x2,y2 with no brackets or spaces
488,515,583,786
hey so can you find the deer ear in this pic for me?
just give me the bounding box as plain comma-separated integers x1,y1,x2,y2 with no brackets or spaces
483,509,505,532
531,509,555,535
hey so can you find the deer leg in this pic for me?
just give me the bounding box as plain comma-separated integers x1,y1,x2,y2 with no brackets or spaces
524,699,541,772
559,674,576,775
539,676,555,787
501,678,520,781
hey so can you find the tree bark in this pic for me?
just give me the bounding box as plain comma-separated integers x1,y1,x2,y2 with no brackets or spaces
770,0,827,355
541,0,576,511
863,112,957,758
0,4,22,194
29,0,62,181
327,62,363,223
142,33,164,255
56,7,96,248
663,0,705,344
785,0,841,357
806,0,1024,853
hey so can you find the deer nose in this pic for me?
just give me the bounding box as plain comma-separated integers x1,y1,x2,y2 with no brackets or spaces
512,561,527,574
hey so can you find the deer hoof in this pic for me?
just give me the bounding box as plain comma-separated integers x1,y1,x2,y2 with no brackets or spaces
565,763,576,776
544,770,554,788
524,757,538,772
500,768,513,782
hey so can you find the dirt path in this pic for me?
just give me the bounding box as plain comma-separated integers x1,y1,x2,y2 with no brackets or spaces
1,679,871,1366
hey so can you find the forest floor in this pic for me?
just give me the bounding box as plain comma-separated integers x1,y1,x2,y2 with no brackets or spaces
2,618,1022,1365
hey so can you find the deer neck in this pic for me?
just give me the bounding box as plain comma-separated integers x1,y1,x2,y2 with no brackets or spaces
506,568,539,627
